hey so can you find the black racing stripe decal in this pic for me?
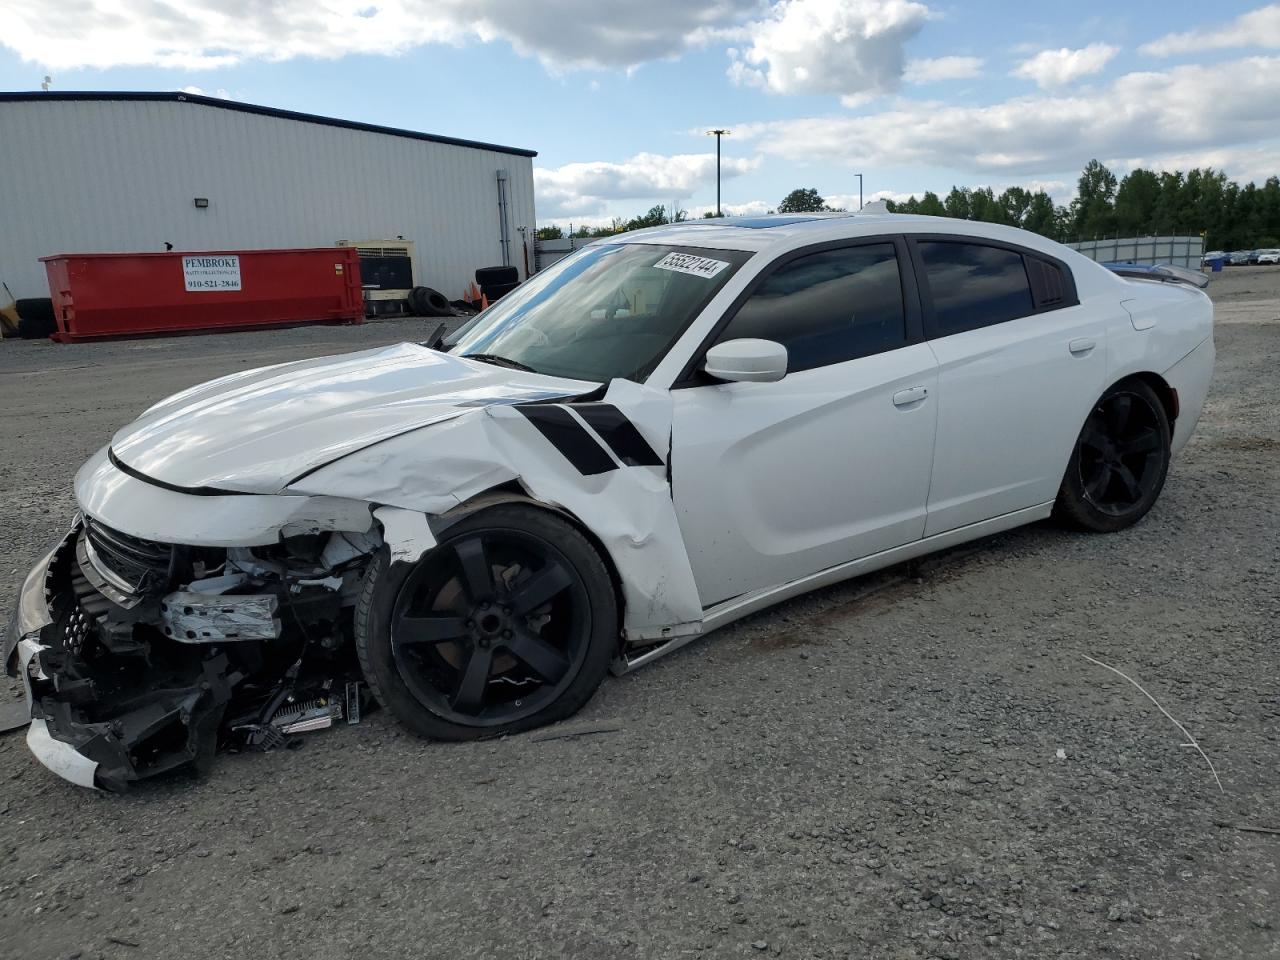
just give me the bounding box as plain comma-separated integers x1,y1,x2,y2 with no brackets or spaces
571,403,664,467
516,405,617,476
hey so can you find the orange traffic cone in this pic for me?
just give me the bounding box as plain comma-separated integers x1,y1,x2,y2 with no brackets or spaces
480,291,489,310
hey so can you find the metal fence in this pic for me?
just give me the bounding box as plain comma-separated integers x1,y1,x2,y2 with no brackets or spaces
1065,236,1204,269
533,237,582,272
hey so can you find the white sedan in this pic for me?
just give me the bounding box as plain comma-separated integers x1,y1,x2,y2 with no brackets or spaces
6,213,1214,790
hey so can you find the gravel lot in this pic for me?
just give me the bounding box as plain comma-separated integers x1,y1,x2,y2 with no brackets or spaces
1,269,1277,960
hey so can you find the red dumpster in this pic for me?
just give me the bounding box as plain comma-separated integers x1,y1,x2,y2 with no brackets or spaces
40,247,364,342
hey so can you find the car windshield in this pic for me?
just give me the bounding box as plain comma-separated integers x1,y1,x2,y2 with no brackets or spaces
452,242,753,383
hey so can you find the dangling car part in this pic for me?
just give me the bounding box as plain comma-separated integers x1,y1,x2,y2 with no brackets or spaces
6,214,1214,791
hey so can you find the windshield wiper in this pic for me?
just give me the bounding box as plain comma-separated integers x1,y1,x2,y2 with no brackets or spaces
463,353,539,373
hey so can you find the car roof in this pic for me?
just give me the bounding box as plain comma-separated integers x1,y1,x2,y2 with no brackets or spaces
591,211,1093,264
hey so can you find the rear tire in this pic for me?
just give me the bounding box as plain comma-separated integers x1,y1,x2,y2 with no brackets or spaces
1054,378,1171,532
355,504,618,740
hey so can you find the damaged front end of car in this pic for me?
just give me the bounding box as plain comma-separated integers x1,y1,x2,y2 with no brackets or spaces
6,516,381,792
6,342,711,792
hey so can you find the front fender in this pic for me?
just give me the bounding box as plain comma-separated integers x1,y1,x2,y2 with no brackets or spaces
289,381,704,642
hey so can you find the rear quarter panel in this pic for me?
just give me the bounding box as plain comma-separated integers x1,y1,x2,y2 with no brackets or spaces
1107,278,1214,453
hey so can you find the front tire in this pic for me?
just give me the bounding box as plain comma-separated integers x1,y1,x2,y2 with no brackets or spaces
1054,378,1171,533
355,504,618,740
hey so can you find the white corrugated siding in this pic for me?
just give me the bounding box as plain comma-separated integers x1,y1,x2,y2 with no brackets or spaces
0,98,537,299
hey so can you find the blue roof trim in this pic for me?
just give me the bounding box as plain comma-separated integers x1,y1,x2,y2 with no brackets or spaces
0,90,538,158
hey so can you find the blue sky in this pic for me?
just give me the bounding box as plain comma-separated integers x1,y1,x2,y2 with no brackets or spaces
2,1,1278,226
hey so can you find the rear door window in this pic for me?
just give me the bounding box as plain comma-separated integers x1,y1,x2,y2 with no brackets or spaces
918,241,1035,336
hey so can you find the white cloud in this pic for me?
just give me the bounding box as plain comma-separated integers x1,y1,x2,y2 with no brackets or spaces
866,188,914,203
728,0,932,99
543,198,773,228
535,151,759,218
1011,43,1118,88
0,0,759,71
538,214,619,230
1141,4,1280,56
903,55,982,83
689,199,775,218
1023,179,1070,200
1105,144,1280,187
734,56,1280,177
180,85,236,100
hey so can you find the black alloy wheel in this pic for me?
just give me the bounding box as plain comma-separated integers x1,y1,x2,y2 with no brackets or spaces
355,504,617,739
1055,378,1171,532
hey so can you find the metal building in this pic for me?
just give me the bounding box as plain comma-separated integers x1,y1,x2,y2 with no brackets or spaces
0,91,537,302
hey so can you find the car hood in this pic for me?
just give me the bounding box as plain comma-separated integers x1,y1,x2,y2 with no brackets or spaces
109,342,595,493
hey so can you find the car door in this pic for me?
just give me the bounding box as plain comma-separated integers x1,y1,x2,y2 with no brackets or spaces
910,237,1111,536
669,238,939,608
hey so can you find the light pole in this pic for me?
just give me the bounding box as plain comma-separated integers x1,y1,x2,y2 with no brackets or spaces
855,173,863,210
706,129,731,216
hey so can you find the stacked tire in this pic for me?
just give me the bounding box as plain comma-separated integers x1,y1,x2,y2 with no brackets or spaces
476,266,520,302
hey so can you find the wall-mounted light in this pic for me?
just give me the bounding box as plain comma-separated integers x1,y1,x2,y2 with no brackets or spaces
193,197,210,209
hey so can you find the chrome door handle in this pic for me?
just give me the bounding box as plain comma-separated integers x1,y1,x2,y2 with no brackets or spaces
1069,337,1096,356
892,386,928,407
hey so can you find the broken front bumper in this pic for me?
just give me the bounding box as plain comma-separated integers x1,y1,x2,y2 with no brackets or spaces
6,523,245,792
4,526,101,786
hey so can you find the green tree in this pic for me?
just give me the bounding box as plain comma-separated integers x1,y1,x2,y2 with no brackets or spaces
969,187,1009,225
1229,182,1264,249
1114,169,1161,236
1021,191,1060,239
918,191,946,216
998,187,1032,227
778,187,826,213
624,204,670,231
535,225,564,240
1152,171,1185,235
811,161,1279,246
1261,176,1280,245
943,186,973,220
1071,159,1118,239
1190,168,1228,236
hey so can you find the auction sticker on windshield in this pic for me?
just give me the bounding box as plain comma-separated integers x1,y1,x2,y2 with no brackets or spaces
653,252,730,279
182,255,242,292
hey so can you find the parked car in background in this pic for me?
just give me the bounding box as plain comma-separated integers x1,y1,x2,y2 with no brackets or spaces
1201,250,1226,266
1255,249,1280,265
1227,251,1253,265
7,212,1216,792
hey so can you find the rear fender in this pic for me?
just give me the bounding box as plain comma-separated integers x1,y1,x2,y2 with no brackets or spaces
1110,283,1213,445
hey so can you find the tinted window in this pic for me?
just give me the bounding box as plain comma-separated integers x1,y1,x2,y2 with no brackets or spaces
715,243,906,373
919,241,1034,336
